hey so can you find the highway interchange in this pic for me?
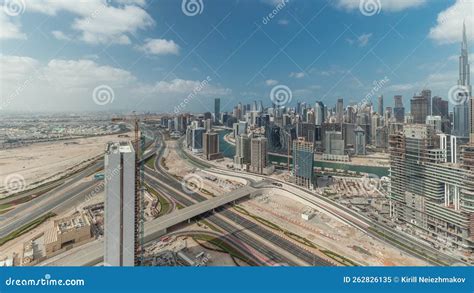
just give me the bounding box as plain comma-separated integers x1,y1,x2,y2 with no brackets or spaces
1,127,465,266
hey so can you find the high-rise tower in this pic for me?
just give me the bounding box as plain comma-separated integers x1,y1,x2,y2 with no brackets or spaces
377,95,384,116
454,22,471,140
459,22,471,96
104,142,136,267
214,98,221,124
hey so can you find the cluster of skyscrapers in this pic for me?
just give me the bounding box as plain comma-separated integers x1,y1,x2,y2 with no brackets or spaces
389,24,473,253
103,24,473,258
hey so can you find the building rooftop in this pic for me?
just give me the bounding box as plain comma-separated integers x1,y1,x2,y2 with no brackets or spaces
106,141,134,154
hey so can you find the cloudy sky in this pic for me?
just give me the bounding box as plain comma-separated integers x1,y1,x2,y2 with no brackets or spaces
0,0,473,114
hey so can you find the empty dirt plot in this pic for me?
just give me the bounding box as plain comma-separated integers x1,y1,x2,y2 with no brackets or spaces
0,134,129,196
237,190,429,266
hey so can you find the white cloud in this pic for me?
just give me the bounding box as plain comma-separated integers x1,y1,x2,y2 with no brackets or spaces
0,55,231,112
429,0,474,44
386,70,460,98
386,83,416,92
336,0,426,12
0,55,39,83
51,30,72,41
346,33,372,47
26,0,154,45
289,72,305,78
137,39,180,55
265,79,278,86
43,59,136,91
449,53,474,62
261,0,287,6
357,33,372,47
0,11,26,40
140,78,231,96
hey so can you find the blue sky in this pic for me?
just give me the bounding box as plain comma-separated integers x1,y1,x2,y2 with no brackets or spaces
0,0,473,113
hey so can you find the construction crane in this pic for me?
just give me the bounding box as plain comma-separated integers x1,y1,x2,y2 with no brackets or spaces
111,113,145,266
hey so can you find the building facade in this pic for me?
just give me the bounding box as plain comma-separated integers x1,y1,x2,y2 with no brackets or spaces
389,125,474,253
104,142,136,266
292,140,314,188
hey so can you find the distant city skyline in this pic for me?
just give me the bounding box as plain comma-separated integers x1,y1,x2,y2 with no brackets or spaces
0,0,473,113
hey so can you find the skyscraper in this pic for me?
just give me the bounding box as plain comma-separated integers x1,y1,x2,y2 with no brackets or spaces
314,101,326,126
377,95,384,116
104,142,136,267
410,94,429,124
371,113,381,144
454,22,471,140
203,132,221,160
459,22,472,97
325,130,344,156
234,133,251,168
214,98,221,124
393,95,405,123
389,125,474,251
336,98,344,123
292,140,314,188
192,127,205,153
421,89,432,116
250,137,269,174
354,126,366,155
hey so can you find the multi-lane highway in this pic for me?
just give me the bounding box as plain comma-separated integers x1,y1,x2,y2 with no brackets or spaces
0,134,157,239
148,132,332,266
0,161,103,238
13,126,460,267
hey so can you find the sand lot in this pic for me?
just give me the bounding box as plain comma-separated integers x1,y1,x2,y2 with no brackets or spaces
0,134,130,196
238,190,429,266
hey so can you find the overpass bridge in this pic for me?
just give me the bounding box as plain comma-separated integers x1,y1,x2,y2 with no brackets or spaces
38,185,256,266
144,185,256,241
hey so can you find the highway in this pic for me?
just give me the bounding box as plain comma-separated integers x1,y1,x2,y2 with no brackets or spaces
0,134,156,238
144,185,256,240
32,130,312,266
20,126,464,267
148,132,332,266
0,161,103,238
174,131,466,266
